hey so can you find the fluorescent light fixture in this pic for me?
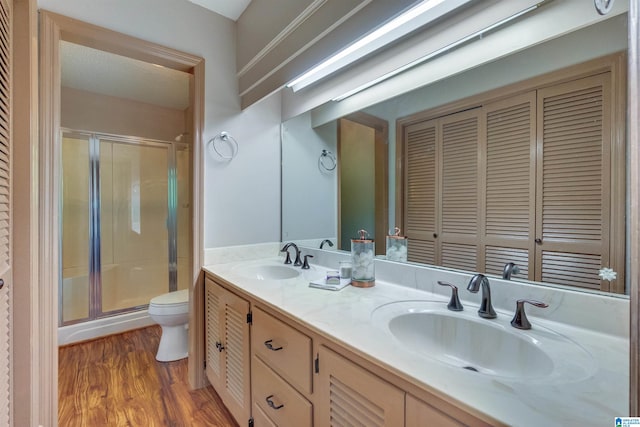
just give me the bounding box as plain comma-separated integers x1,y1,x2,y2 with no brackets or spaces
286,0,473,92
331,4,540,102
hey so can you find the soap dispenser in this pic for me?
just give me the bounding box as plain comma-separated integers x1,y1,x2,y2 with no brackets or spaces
386,226,408,262
351,229,375,288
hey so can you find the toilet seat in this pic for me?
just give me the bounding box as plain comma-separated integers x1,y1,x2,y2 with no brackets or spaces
149,289,189,316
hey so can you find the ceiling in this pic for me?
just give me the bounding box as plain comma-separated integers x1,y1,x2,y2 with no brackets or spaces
186,0,253,21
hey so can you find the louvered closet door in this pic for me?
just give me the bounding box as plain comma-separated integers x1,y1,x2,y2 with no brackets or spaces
481,93,536,279
439,109,481,271
0,0,11,425
535,74,611,290
404,119,437,264
315,345,404,427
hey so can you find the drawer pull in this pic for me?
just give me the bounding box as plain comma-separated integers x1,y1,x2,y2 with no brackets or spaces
215,341,225,352
266,395,284,410
264,339,283,351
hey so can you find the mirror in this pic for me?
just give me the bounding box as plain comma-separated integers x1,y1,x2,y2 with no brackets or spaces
281,8,629,295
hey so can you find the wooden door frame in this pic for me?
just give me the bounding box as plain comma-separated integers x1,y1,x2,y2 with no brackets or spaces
39,11,206,425
337,112,389,252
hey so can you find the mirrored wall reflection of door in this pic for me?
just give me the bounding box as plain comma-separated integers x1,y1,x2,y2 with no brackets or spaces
61,132,186,325
338,113,388,254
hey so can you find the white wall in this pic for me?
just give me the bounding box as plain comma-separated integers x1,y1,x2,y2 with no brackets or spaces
38,0,282,248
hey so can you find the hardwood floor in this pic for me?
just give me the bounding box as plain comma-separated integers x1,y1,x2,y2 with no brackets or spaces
59,326,238,427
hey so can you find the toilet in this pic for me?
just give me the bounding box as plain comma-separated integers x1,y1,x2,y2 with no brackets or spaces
148,289,189,362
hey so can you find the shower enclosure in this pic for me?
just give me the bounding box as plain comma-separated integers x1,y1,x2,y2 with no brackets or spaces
60,131,190,326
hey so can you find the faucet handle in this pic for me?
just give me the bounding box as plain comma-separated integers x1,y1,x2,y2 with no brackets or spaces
280,246,292,264
510,299,549,330
437,281,463,311
302,254,314,269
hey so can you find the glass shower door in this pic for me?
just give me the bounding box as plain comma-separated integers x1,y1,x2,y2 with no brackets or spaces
99,139,170,314
61,132,180,325
61,134,91,323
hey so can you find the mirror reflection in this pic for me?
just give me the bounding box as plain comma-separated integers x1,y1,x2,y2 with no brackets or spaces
281,10,629,295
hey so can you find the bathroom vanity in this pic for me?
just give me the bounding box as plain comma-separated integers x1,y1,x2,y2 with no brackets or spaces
202,245,628,427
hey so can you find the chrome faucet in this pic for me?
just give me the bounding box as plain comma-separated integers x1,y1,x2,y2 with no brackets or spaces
502,262,520,280
467,274,496,319
319,239,334,249
280,242,302,266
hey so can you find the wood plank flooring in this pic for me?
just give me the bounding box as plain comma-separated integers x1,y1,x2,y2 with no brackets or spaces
59,326,238,427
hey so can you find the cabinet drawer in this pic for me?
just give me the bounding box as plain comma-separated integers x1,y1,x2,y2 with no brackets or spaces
252,402,277,427
252,307,312,393
252,356,312,427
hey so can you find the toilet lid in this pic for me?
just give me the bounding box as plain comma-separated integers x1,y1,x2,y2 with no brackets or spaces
150,289,189,306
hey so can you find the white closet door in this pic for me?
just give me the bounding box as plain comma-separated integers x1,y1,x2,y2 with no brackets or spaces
0,0,12,424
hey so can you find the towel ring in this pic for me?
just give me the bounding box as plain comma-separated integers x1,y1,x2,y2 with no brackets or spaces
209,131,238,161
594,0,614,14
318,149,336,172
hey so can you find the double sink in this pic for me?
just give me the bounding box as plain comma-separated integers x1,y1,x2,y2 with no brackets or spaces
232,260,596,384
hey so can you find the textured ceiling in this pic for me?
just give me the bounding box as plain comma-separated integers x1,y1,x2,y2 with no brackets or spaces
187,0,252,20
60,41,191,111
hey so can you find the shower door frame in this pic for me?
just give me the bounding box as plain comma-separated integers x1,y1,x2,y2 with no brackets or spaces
59,129,184,326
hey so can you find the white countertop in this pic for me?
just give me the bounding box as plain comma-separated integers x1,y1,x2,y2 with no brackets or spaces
203,254,628,427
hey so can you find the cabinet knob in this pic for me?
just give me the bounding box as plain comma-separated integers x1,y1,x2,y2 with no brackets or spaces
433,233,438,238
215,341,225,352
266,395,284,410
264,339,283,351
535,238,542,244
0,279,4,289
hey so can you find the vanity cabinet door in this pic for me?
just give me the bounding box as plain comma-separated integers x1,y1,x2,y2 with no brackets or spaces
205,278,251,425
315,345,404,426
406,394,465,427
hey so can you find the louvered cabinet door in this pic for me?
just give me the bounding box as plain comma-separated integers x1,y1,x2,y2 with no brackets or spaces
404,120,438,264
222,287,251,424
481,93,536,279
406,394,465,427
439,109,481,271
535,74,611,290
0,0,11,425
315,346,404,427
205,278,224,392
204,278,251,425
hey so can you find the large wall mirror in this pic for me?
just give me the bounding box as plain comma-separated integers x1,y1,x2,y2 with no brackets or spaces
281,4,630,297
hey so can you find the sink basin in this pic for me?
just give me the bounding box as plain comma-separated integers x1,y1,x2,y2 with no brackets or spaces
371,300,596,383
235,264,300,281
